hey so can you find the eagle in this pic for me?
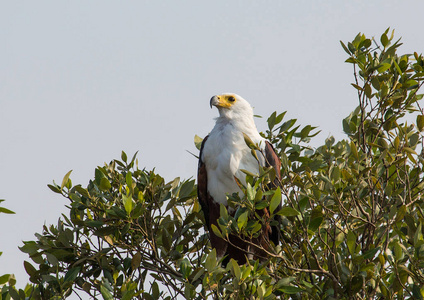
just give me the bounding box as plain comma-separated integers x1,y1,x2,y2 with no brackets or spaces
197,93,282,264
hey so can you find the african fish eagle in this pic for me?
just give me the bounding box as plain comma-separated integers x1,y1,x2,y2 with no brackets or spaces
197,93,282,264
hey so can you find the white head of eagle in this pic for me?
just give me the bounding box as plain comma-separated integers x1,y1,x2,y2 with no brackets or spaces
197,93,282,264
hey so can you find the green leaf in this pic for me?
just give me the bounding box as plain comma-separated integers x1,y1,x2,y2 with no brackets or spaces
19,241,39,255
335,231,345,247
241,265,252,280
219,203,229,219
95,168,106,185
350,141,358,160
381,33,389,47
255,201,268,210
23,261,37,278
161,228,171,251
268,111,277,130
278,286,304,294
393,241,404,261
395,206,406,223
230,259,241,279
277,206,300,217
123,193,133,216
362,247,380,260
129,151,138,167
371,77,380,89
340,40,351,55
179,180,195,199
194,135,203,150
211,224,223,239
380,83,389,98
279,119,297,133
152,282,160,300
414,222,423,246
86,220,104,228
47,184,62,194
250,149,259,162
0,207,15,214
99,177,111,191
300,125,312,139
138,190,145,203
126,171,133,188
377,63,391,73
347,41,356,53
298,197,309,213
64,267,80,282
74,185,90,198
243,133,258,150
276,277,296,288
122,291,136,300
142,293,155,300
121,151,127,163
393,60,402,75
417,115,424,132
241,169,257,179
191,268,205,282
343,118,352,134
8,287,20,300
275,111,286,125
246,183,255,201
330,165,340,182
251,222,262,234
404,147,417,155
351,83,363,91
7,274,16,287
347,231,357,254
205,249,217,271
0,274,10,285
100,280,114,300
270,187,281,214
364,83,372,98
309,216,323,232
363,38,371,48
237,211,249,230
61,170,73,190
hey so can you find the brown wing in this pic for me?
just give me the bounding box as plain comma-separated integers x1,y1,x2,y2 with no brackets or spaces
264,141,282,245
197,135,210,229
265,141,282,187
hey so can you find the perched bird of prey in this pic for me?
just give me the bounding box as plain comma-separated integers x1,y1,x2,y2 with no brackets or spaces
197,93,282,264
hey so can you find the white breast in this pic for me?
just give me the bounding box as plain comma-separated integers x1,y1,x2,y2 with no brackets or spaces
202,120,265,205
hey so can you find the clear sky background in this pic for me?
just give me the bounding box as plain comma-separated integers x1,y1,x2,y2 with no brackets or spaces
1,0,424,290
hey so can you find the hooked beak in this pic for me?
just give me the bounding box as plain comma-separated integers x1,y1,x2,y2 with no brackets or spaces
210,95,219,108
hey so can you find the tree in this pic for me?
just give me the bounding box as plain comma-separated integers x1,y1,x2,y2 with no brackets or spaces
4,29,424,299
0,201,35,299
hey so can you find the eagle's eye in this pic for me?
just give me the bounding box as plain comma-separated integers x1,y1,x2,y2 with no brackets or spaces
228,96,236,102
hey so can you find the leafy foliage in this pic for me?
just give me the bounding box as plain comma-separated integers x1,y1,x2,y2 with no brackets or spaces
0,202,35,300
19,152,206,299
8,30,424,299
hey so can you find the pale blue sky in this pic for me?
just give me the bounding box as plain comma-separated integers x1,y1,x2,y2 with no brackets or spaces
1,0,424,289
